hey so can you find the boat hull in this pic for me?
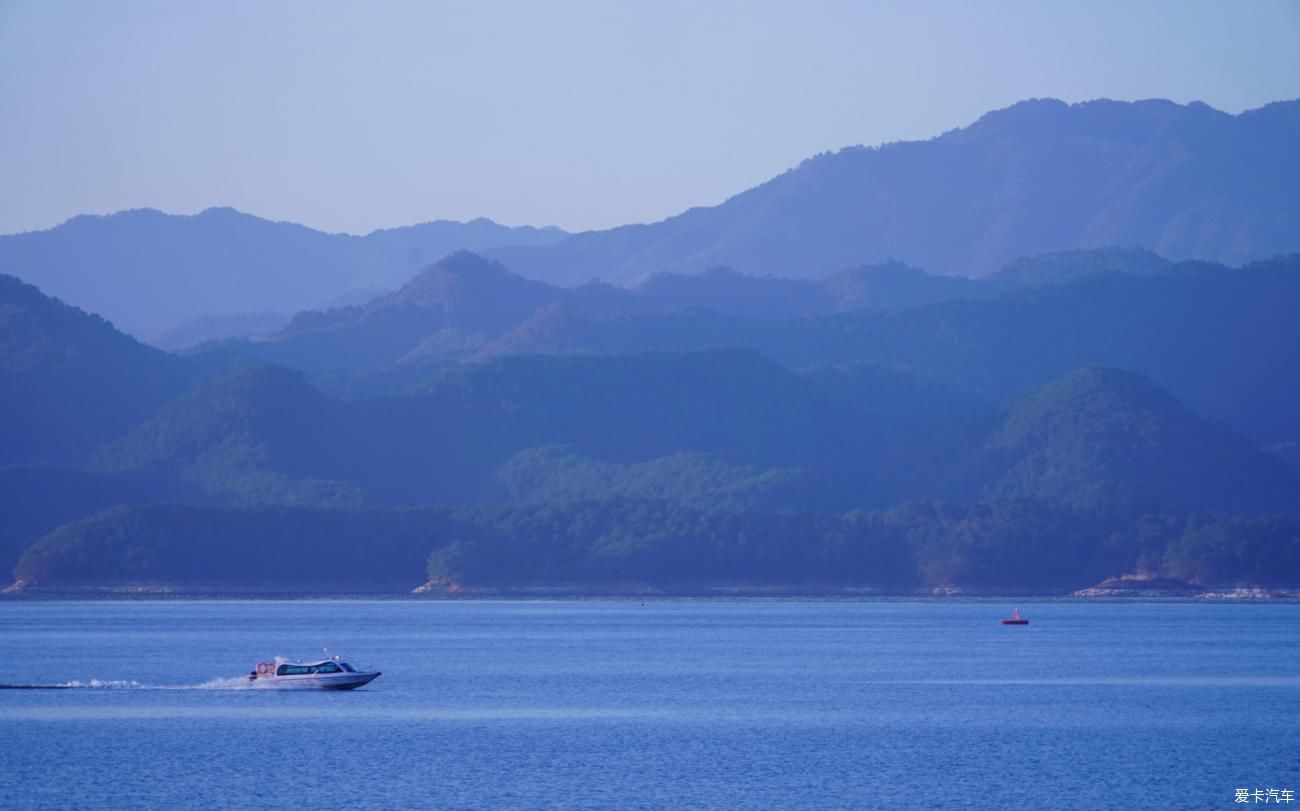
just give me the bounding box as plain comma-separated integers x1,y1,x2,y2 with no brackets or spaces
255,672,381,689
1000,620,1029,625
321,672,380,690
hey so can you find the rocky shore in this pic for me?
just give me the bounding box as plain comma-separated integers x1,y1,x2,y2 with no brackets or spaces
1072,575,1298,600
5,577,1297,600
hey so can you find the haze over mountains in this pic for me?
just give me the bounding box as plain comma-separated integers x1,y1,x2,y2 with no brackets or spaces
0,208,567,337
195,250,993,397
3,96,1299,594
3,98,1298,342
191,249,1300,452
493,97,1300,284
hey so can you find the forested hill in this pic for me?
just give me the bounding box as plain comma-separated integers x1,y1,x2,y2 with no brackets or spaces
0,274,189,466
4,246,1300,593
480,256,1300,449
82,350,1300,520
490,98,1300,285
14,500,1300,595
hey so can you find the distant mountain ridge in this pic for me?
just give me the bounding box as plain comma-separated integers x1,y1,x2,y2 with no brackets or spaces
491,98,1300,284
483,255,1300,450
7,98,1296,337
0,207,567,336
191,251,1014,392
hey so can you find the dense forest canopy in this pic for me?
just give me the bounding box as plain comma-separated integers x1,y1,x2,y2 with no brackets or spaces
6,247,1299,592
14,499,1300,593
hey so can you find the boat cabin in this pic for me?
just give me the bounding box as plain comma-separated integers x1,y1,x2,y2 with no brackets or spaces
276,660,358,676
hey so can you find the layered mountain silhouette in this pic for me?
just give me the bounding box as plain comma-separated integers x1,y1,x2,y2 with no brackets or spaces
258,251,561,371
0,274,189,465
195,250,1024,395
5,96,1300,591
20,351,1299,588
4,244,1300,588
474,255,1300,450
148,311,290,352
491,98,1300,284
85,346,1299,519
0,207,567,336
7,98,1297,340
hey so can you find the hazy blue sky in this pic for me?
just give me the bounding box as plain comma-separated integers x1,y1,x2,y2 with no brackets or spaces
2,1,1298,236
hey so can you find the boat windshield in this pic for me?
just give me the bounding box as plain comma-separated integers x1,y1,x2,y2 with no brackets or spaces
277,662,346,676
340,662,356,672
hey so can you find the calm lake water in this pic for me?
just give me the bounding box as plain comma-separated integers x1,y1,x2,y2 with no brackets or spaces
0,600,1296,809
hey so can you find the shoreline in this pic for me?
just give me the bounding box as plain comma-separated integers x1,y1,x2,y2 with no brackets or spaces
3,581,1297,602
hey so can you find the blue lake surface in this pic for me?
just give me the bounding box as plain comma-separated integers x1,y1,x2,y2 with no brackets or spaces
1,599,1297,809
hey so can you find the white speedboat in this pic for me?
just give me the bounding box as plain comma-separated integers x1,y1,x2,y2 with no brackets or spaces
248,656,380,689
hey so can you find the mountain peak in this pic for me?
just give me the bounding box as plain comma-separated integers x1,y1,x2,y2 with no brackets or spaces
945,97,1235,144
492,97,1300,284
945,97,1071,138
990,366,1300,515
387,251,543,310
196,205,248,218
429,249,508,275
